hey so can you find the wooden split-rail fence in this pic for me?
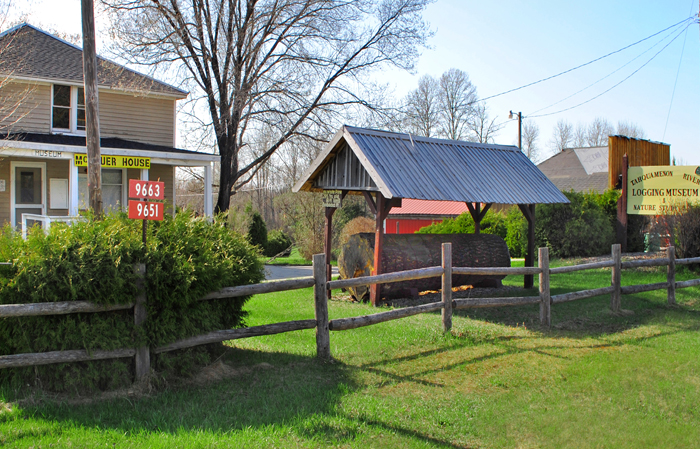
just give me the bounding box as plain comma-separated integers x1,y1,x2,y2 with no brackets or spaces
1,243,699,383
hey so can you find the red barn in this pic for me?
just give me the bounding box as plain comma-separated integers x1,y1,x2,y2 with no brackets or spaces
385,199,468,234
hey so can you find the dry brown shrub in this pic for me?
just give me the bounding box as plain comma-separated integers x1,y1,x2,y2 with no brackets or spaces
339,216,375,247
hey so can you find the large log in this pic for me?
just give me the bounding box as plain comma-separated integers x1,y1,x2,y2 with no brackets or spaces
338,233,511,300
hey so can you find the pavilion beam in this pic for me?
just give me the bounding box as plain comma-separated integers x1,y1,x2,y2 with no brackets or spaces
324,206,336,299
362,191,377,215
518,204,536,289
466,202,492,234
368,193,399,306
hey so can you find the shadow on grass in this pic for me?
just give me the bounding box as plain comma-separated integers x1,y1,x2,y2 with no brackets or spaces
1,347,469,448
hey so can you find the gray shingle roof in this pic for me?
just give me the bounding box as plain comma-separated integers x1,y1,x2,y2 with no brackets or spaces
0,24,186,97
294,126,569,205
538,148,610,193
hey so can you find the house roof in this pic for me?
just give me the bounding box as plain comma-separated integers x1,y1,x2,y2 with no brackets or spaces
294,126,569,205
388,198,468,217
0,23,187,98
1,132,205,156
538,148,610,193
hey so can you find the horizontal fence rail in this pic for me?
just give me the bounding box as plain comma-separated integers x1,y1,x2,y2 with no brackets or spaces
1,244,699,382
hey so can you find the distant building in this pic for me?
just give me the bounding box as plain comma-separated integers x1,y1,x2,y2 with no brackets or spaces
385,198,468,234
538,136,670,194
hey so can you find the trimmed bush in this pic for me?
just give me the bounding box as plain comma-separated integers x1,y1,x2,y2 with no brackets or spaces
504,207,528,258
416,210,507,239
535,191,614,258
247,210,268,250
0,212,264,392
264,229,292,257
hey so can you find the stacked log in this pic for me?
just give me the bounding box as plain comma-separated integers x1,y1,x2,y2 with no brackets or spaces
338,233,511,301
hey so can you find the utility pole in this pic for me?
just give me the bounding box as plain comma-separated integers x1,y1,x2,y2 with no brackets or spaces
509,110,522,150
81,0,102,216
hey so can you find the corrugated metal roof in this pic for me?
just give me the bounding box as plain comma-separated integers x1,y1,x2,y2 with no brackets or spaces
294,126,569,204
388,199,468,216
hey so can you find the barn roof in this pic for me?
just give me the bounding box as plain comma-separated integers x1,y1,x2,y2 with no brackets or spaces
388,199,468,217
294,126,569,204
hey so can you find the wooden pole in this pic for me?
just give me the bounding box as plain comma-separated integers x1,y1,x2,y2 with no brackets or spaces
474,203,481,234
518,204,536,289
538,246,550,327
313,254,331,359
667,245,676,305
370,193,385,306
80,0,102,216
133,263,149,382
611,244,621,312
616,154,628,251
324,207,336,299
441,243,452,333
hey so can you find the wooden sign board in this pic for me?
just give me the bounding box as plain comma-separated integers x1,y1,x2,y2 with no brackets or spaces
322,190,342,208
627,165,700,215
129,179,165,200
74,154,151,169
128,200,164,221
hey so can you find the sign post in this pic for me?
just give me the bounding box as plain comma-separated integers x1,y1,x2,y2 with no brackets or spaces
128,179,165,244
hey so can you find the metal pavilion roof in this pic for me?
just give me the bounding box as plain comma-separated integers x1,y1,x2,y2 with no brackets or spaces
294,126,569,205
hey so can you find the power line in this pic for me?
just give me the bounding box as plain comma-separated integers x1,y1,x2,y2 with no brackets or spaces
528,23,683,117
474,16,694,105
527,22,692,118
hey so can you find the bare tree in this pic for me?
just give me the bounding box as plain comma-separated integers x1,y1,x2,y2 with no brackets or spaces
573,122,586,147
521,119,540,162
586,117,614,146
437,68,476,140
468,103,501,144
549,119,573,152
616,120,646,139
103,0,433,213
404,74,440,138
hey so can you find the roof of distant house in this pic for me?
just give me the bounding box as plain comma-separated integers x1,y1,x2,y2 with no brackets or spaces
0,23,186,98
388,198,468,217
537,147,610,193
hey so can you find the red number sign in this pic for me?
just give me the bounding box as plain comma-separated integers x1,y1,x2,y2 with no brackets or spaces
128,200,164,221
129,179,165,200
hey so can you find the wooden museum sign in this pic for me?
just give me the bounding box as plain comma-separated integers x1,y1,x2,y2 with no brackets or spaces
627,165,700,215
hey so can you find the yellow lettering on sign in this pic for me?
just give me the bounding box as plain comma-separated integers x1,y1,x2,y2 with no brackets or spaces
73,154,150,170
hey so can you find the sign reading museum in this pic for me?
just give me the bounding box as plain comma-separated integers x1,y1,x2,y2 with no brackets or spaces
627,165,700,215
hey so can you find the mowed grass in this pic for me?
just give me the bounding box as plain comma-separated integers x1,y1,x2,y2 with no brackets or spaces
2,260,700,448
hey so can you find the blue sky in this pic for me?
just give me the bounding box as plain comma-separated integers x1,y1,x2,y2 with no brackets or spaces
14,0,700,164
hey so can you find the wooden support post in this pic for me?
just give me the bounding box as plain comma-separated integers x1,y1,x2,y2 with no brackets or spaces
133,263,149,382
538,247,550,328
466,202,492,235
324,207,336,299
518,204,536,288
81,0,102,216
441,243,452,333
370,193,385,306
616,154,629,252
667,245,676,305
313,254,331,359
611,244,621,312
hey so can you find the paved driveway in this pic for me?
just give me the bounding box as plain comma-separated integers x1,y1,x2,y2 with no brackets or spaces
264,265,339,281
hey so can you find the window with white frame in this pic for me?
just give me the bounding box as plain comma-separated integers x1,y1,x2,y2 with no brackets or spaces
78,168,125,212
52,85,85,133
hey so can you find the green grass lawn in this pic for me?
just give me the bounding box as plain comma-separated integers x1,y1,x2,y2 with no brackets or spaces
2,261,700,448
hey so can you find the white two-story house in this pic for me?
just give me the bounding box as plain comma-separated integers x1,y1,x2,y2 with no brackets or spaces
0,23,216,228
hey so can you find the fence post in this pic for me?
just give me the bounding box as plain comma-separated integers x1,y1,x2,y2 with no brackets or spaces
611,244,621,312
538,247,550,327
313,254,331,360
441,243,452,333
667,245,676,305
134,263,150,382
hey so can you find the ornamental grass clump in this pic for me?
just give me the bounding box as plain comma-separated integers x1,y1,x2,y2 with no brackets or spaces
0,212,263,393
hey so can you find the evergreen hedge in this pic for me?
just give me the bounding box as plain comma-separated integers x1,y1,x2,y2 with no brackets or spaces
0,212,264,392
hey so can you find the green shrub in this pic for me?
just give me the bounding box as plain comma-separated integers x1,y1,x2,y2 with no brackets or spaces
0,212,264,392
416,210,507,239
535,191,615,258
504,207,528,258
247,210,268,250
264,229,292,257
674,204,700,269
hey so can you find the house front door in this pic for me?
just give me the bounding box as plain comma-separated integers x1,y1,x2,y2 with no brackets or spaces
11,162,46,228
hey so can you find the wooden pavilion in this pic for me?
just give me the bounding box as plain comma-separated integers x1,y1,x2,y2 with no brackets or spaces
293,126,569,305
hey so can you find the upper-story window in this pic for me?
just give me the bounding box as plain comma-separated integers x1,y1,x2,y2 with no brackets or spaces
52,85,85,134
